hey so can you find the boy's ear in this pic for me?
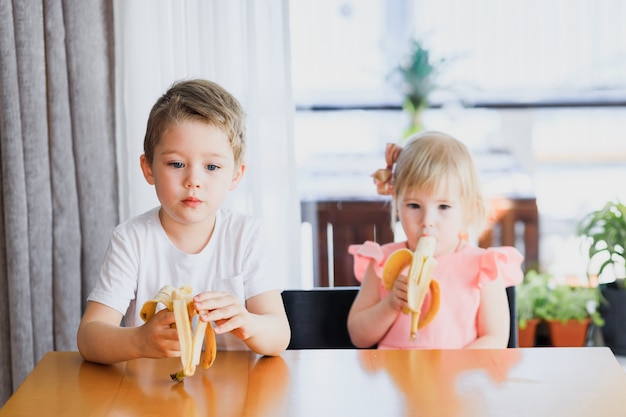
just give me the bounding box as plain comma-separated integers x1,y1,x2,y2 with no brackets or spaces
229,162,246,190
140,154,155,185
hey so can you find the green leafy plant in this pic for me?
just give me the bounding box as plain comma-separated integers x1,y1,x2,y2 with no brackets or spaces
576,200,626,288
534,278,604,327
516,270,549,329
390,39,446,138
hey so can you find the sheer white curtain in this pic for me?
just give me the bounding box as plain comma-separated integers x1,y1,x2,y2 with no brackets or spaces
113,0,300,288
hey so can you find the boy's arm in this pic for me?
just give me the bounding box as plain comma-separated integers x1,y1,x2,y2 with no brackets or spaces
195,289,290,357
77,301,180,364
241,290,291,356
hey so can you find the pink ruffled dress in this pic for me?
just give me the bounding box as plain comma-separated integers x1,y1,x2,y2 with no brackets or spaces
348,241,524,349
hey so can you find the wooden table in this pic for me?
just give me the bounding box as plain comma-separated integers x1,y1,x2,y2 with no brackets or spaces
2,348,625,417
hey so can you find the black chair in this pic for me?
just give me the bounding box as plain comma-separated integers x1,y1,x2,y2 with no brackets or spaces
506,285,518,348
282,285,518,349
282,287,360,349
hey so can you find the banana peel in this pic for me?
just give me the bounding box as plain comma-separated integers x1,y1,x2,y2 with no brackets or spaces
382,236,440,340
140,285,217,382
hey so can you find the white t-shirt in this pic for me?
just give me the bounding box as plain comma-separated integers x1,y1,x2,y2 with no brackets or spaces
88,207,279,350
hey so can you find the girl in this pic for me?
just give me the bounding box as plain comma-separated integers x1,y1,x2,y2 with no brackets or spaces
347,131,523,349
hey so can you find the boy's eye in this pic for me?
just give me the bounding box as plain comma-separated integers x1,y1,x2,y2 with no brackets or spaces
169,162,184,168
206,164,219,171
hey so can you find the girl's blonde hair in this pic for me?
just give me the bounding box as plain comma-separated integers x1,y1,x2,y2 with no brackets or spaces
392,131,487,237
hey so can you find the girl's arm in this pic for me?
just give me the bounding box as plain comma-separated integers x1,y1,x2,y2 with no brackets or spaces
347,260,403,348
465,277,511,349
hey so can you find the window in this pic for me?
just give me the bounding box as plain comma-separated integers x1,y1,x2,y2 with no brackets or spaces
290,0,626,282
290,0,626,107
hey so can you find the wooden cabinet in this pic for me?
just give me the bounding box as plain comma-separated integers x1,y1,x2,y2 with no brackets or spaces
301,196,539,287
479,196,539,271
301,199,394,287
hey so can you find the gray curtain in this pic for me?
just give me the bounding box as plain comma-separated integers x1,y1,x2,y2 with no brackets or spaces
0,0,118,405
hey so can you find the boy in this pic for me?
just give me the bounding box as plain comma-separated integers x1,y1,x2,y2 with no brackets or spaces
77,79,290,364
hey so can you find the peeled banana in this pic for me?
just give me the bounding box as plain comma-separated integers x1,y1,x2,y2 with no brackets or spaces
382,236,441,340
140,285,217,381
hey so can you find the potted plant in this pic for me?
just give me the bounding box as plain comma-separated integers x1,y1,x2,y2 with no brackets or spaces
390,39,446,139
516,270,549,347
534,276,604,347
577,199,626,354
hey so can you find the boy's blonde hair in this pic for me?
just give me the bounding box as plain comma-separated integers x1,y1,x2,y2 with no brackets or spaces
143,79,246,167
393,131,487,237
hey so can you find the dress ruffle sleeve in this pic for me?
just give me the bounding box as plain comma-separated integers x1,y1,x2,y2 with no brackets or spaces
478,246,524,288
348,241,386,282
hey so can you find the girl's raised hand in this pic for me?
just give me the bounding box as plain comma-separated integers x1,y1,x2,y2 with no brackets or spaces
388,274,409,312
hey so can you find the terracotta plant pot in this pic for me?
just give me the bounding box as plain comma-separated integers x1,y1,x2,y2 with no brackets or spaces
518,318,540,347
546,318,591,347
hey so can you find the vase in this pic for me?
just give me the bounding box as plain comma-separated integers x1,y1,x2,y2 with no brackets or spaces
599,282,626,355
518,318,540,347
402,105,426,141
407,111,424,137
546,318,591,347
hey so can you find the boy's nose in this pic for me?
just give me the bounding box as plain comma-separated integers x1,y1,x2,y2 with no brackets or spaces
185,170,202,188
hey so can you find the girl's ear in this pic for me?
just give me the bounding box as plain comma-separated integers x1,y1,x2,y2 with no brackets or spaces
140,154,155,185
229,162,246,190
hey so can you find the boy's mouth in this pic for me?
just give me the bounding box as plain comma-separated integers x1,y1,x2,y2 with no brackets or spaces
183,197,202,207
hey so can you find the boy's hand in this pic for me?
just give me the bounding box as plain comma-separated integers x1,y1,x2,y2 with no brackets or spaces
193,291,252,340
137,309,181,358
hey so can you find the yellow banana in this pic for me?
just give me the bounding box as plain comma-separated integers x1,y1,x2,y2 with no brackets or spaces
382,236,440,340
172,297,195,378
140,285,217,381
202,319,217,369
139,285,177,322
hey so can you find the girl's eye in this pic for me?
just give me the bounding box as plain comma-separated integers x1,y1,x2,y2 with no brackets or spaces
169,162,184,168
407,203,420,209
439,204,452,210
206,164,219,171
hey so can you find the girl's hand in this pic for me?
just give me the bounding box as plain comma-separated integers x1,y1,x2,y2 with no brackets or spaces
193,291,252,340
137,309,180,358
388,274,409,311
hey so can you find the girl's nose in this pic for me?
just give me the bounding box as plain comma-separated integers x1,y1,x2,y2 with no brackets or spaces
421,208,435,227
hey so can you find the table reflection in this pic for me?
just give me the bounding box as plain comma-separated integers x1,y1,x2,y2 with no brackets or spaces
78,351,290,417
359,349,522,416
